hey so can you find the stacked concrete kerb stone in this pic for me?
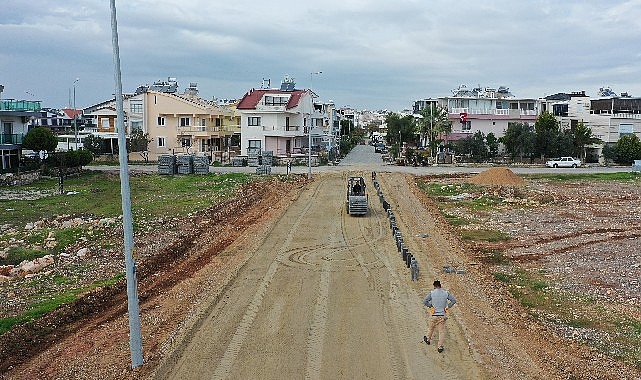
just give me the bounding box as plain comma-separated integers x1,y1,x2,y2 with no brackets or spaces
176,154,194,174
247,147,260,167
256,150,273,175
158,154,177,175
192,155,210,174
371,171,417,279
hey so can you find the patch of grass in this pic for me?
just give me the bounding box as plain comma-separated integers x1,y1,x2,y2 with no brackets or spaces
0,291,78,334
442,213,470,226
0,273,125,335
460,229,510,242
464,195,502,211
482,250,509,265
416,181,481,197
0,171,254,228
53,227,87,252
525,171,641,182
1,247,48,266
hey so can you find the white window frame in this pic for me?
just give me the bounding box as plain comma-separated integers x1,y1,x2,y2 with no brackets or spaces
248,140,261,149
157,116,165,126
248,116,261,126
130,101,143,113
180,116,191,127
157,136,166,148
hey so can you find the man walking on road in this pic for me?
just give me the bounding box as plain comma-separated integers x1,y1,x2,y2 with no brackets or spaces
423,280,456,353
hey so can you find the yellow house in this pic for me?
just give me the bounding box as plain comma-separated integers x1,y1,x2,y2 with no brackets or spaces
85,79,240,162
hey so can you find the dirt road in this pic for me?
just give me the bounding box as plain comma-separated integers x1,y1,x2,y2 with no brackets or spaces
4,146,639,379
151,172,483,379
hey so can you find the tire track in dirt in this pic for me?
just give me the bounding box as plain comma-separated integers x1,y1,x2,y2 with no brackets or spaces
210,178,326,379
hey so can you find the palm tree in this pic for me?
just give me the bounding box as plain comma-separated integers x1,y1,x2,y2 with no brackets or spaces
416,103,452,157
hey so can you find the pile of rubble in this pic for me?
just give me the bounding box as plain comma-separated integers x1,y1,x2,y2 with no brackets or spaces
469,167,525,186
0,255,55,282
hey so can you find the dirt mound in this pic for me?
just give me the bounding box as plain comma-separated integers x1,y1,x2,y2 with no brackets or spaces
469,167,525,186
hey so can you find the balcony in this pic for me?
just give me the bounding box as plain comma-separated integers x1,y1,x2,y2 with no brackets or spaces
176,125,235,137
0,134,24,145
450,108,536,118
261,125,303,136
0,100,42,112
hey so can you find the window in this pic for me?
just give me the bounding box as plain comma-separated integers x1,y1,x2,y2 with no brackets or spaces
201,118,207,127
130,101,143,113
180,117,191,127
264,96,289,106
181,137,191,147
101,118,110,130
248,140,261,149
157,116,165,126
248,116,261,126
157,137,166,148
462,121,471,131
215,118,222,127
131,121,143,132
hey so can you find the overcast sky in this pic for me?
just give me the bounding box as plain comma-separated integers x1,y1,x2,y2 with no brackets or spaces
2,0,641,112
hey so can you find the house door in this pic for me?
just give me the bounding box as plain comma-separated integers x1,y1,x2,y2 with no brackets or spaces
2,122,12,144
286,139,291,154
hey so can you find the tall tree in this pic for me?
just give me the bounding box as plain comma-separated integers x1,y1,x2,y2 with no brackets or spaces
22,127,58,153
454,131,487,162
486,132,499,158
571,121,601,160
384,112,415,148
416,104,452,157
83,134,105,156
500,122,535,160
613,134,641,165
534,111,562,159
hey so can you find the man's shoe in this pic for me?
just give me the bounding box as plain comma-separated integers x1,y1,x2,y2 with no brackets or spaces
437,346,444,353
423,336,430,345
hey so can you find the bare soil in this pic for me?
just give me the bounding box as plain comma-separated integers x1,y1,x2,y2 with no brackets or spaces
1,169,640,379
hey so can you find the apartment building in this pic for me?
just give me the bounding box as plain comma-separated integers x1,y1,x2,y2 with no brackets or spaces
540,87,641,162
236,76,316,157
84,79,239,161
441,85,538,142
0,98,41,170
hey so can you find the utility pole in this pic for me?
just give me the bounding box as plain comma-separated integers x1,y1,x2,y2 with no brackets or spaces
110,0,143,368
73,78,79,149
308,71,322,179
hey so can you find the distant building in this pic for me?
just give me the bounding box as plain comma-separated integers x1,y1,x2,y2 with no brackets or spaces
0,97,41,170
541,87,641,162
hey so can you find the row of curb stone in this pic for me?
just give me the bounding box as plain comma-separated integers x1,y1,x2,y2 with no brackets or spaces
371,171,419,280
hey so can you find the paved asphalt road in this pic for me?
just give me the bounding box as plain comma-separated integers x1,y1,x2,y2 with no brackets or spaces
89,144,632,176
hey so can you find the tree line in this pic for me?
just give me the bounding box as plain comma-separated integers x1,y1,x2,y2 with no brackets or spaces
380,107,641,165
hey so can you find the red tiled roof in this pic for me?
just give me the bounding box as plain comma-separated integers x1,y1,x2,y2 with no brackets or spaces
237,89,307,110
62,108,83,118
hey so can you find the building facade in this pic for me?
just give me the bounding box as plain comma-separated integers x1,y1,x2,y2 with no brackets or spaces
236,77,315,157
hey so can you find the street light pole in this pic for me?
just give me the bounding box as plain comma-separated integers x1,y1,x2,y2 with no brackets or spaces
308,71,322,179
110,0,143,368
73,78,79,149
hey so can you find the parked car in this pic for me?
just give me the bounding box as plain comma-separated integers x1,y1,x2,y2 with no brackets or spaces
546,156,582,168
374,143,386,153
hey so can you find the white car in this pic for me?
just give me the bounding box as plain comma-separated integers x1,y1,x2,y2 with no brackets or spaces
546,156,582,168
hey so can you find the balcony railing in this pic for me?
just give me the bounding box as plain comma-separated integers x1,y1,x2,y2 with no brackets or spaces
0,134,24,144
176,125,235,134
450,108,537,117
0,100,41,111
261,125,303,135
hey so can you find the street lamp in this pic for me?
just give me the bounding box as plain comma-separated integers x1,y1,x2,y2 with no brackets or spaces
308,71,322,179
73,78,79,149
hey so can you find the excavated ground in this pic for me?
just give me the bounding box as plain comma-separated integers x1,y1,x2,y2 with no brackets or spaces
0,168,640,379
